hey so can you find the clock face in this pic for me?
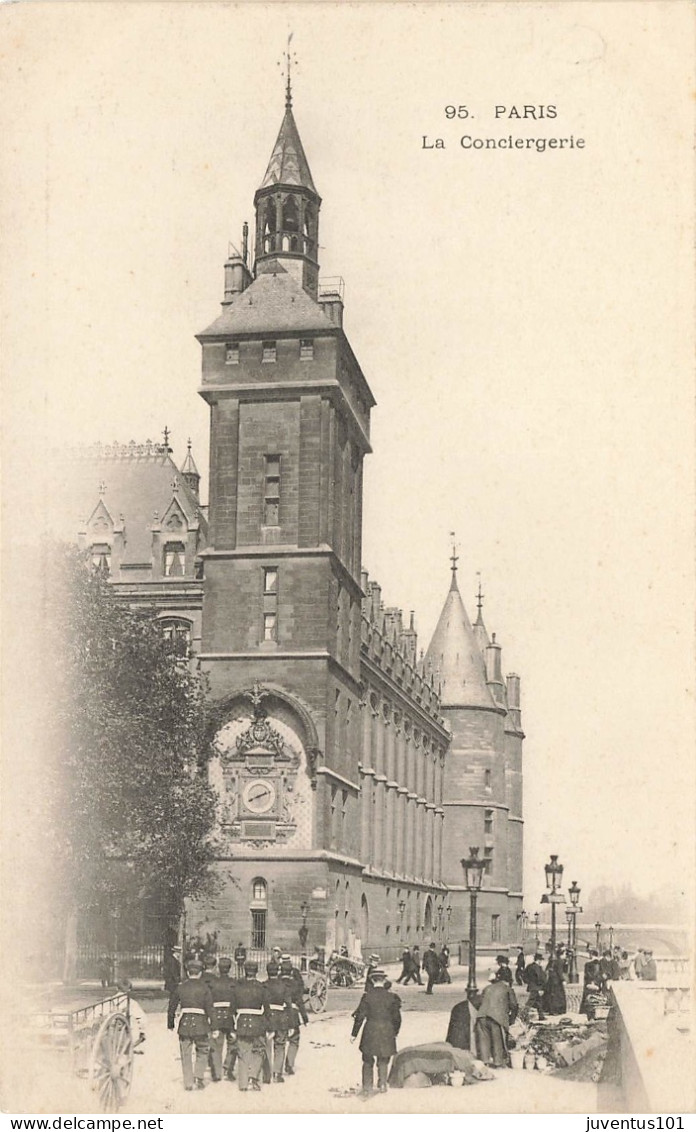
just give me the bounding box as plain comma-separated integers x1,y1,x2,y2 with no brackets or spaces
242,778,277,815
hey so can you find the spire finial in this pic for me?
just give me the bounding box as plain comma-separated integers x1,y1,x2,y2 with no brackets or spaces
163,425,170,449
282,33,295,109
476,571,484,614
187,437,192,454
449,531,459,589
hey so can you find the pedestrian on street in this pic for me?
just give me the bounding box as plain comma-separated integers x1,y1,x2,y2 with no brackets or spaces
496,954,513,985
472,969,518,1068
395,946,411,984
515,947,526,986
207,956,237,1083
234,941,247,979
350,969,401,1095
98,955,113,990
446,997,474,1050
542,948,567,1016
167,958,216,1092
523,952,547,1019
439,944,451,984
422,943,441,994
641,949,657,981
234,960,271,1092
280,956,308,1076
401,946,422,986
365,953,381,991
163,945,182,993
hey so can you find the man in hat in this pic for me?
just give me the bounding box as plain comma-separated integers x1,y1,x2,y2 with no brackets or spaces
523,952,547,1019
395,946,412,984
515,947,526,986
365,954,381,991
402,945,423,986
280,956,308,1075
422,943,441,994
167,958,216,1091
496,954,513,986
350,969,401,1095
641,950,657,981
473,969,519,1069
234,960,271,1092
234,941,247,979
163,945,182,993
207,956,237,1083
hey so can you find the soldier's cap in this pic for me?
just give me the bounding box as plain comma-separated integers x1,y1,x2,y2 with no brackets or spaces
172,945,182,953
218,957,232,972
271,947,282,956
534,952,544,961
266,961,280,976
496,954,509,963
281,953,292,962
186,960,203,974
371,969,386,982
280,959,293,973
203,954,217,968
244,960,259,975
369,953,380,962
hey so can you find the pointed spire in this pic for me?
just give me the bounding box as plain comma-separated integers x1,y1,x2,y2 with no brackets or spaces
425,566,497,711
258,99,317,194
181,439,201,501
473,570,490,650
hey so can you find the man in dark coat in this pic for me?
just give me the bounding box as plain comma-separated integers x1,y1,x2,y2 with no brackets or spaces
234,942,247,979
167,958,216,1091
163,945,182,993
473,970,519,1068
351,969,401,1095
515,947,526,986
439,944,451,984
207,956,237,1083
401,945,422,986
234,960,271,1092
542,949,567,1016
422,943,441,994
523,952,547,1019
264,960,294,1082
395,946,411,984
641,950,657,980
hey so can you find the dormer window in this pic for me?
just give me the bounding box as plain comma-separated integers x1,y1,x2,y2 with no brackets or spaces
300,338,314,361
262,340,277,363
90,544,111,575
225,341,239,365
163,541,186,577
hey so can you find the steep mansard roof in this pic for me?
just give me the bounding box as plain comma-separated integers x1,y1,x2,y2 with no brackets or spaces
198,268,335,338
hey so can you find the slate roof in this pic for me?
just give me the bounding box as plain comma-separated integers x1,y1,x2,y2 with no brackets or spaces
198,269,335,338
258,105,318,195
425,571,497,710
58,442,207,566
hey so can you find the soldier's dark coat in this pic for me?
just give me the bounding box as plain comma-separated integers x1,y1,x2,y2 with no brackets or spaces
265,976,294,1029
282,974,308,1027
351,986,401,1057
167,977,215,1037
207,973,237,1031
234,978,271,1038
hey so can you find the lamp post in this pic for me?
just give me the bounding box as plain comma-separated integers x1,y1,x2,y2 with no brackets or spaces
462,847,485,995
437,900,445,939
609,925,614,951
534,912,540,949
299,901,309,951
595,921,602,952
541,854,565,953
446,904,452,941
520,909,528,944
398,900,406,938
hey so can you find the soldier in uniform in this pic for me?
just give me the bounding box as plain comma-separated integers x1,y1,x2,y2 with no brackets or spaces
234,960,271,1092
264,960,294,1082
234,941,247,979
280,956,308,1076
207,955,237,1083
350,968,401,1095
364,954,381,991
167,958,216,1091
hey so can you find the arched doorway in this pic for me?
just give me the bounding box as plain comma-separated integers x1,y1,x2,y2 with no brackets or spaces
361,895,369,946
424,895,433,936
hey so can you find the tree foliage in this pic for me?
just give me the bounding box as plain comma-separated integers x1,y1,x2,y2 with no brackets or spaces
45,545,218,925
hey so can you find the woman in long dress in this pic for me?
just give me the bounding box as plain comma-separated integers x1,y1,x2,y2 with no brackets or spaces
542,949,567,1016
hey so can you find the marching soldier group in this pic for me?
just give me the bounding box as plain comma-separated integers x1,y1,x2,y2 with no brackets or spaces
167,950,308,1093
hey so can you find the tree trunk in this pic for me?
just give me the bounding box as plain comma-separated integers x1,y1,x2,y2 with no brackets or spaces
63,904,78,984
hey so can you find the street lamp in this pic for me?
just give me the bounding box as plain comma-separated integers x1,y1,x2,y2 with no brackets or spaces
609,925,614,951
299,901,309,951
436,899,445,937
595,921,602,952
541,854,565,953
398,899,406,938
534,911,540,949
461,847,485,995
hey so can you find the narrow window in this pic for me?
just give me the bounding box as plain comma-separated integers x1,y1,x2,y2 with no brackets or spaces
251,910,266,948
264,455,280,526
491,914,501,942
483,846,494,876
484,768,492,791
90,544,111,575
484,808,493,835
300,338,314,361
225,341,239,365
163,541,186,577
263,566,278,641
262,340,277,363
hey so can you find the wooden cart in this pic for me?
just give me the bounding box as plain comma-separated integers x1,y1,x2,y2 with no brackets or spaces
304,969,328,1012
26,991,134,1112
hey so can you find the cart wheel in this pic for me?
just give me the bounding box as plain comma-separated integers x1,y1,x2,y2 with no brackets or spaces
89,1012,133,1112
307,973,328,1013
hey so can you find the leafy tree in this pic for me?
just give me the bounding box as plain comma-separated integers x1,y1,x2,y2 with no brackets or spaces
43,545,218,980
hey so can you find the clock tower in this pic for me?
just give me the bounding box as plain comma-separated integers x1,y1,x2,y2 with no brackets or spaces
193,85,375,952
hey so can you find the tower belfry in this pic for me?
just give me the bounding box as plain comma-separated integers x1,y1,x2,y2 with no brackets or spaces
253,53,321,298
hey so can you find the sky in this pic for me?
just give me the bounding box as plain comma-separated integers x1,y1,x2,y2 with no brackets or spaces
2,2,694,915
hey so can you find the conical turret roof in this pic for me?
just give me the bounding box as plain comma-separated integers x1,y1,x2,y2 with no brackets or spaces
181,441,199,478
425,570,498,710
258,105,317,195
